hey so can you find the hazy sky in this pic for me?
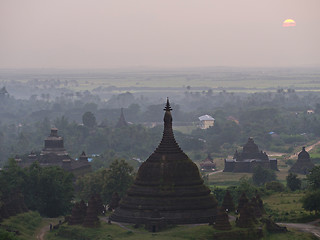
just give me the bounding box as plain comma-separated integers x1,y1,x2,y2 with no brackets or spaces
1,0,319,68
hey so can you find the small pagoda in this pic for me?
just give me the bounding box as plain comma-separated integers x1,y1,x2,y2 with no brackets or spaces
221,190,235,213
214,207,232,231
83,196,100,228
115,108,128,128
69,202,84,225
199,154,216,172
111,99,217,224
237,192,249,214
289,147,315,175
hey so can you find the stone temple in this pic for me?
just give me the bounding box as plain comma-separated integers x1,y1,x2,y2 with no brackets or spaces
111,99,217,224
224,138,278,173
17,128,91,177
289,147,315,174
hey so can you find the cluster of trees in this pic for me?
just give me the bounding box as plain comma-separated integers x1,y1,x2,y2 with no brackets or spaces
0,158,135,217
76,159,134,203
302,166,320,214
0,159,73,217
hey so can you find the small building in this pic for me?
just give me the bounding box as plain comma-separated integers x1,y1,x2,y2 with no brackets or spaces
200,154,216,172
198,115,215,129
289,147,315,174
307,110,314,114
17,128,91,178
224,138,278,173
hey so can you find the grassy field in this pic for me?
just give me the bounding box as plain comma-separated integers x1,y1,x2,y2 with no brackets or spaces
45,220,317,240
263,192,318,223
0,209,317,239
1,212,44,240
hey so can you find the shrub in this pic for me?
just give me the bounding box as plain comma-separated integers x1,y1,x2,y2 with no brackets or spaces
265,181,285,192
286,173,301,191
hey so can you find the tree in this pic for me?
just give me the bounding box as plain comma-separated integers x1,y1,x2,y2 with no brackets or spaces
0,158,27,195
286,173,301,191
0,160,73,218
24,162,74,217
101,159,134,201
302,190,320,214
252,165,276,186
82,111,97,128
76,159,134,203
306,166,320,190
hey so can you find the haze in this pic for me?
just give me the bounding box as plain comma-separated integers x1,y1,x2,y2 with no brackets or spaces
1,0,319,69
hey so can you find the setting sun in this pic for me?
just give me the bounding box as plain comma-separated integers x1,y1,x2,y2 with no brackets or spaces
283,19,296,27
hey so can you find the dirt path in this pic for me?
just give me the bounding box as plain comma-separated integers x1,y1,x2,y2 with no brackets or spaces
36,225,49,240
278,222,320,238
208,170,223,175
36,219,61,240
287,140,320,160
268,140,320,159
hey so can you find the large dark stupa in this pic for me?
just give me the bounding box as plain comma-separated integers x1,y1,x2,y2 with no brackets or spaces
111,99,217,224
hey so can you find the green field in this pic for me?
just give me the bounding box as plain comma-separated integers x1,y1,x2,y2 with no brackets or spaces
0,208,317,239
45,220,317,240
2,68,320,94
263,192,317,223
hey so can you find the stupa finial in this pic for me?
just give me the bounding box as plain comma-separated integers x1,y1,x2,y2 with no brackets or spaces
164,97,172,112
154,99,182,154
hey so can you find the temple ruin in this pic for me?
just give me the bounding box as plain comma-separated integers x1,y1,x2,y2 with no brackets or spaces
17,128,91,177
224,138,278,173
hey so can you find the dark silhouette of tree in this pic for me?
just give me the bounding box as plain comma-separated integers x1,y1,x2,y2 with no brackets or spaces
302,190,320,214
286,173,301,191
82,111,97,128
252,165,276,186
306,166,320,190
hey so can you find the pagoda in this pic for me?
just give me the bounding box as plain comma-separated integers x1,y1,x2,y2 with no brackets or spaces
224,138,278,173
111,99,217,224
115,108,128,128
16,128,91,177
289,147,315,174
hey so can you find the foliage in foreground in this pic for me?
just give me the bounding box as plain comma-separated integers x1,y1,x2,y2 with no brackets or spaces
45,221,317,240
76,159,134,203
0,159,74,217
302,166,320,214
302,190,320,214
0,211,42,240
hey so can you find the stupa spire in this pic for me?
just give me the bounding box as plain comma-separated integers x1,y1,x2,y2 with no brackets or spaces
115,108,128,128
155,98,182,154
